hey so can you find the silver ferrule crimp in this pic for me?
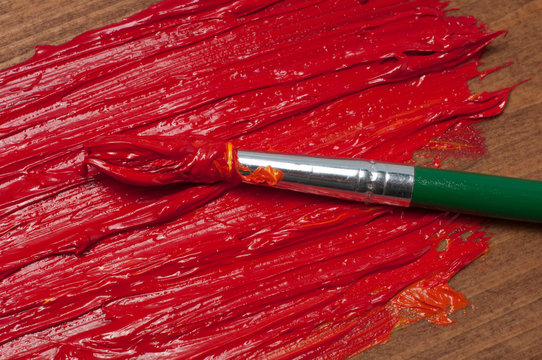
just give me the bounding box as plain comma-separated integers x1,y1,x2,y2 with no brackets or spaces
236,150,414,207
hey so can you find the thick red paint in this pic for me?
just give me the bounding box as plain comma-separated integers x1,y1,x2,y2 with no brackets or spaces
0,0,512,358
86,135,286,186
85,135,240,186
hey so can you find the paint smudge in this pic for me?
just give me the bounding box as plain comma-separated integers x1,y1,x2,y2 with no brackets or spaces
0,0,511,358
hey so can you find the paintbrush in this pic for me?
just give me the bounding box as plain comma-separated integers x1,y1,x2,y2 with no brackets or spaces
85,135,542,223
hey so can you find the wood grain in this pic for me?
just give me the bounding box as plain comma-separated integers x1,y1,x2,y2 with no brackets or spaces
1,1,541,359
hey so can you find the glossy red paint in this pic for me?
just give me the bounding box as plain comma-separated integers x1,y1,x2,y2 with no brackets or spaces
0,0,511,358
85,135,285,186
85,135,240,186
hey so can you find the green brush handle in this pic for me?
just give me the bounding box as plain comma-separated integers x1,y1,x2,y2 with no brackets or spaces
234,149,542,223
412,167,542,222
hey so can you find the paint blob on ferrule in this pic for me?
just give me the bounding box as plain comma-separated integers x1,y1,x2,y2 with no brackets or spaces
84,135,284,187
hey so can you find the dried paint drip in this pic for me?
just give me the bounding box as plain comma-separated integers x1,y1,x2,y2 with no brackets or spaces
0,0,511,358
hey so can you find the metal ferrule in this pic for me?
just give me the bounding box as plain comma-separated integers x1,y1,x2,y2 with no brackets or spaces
236,150,414,207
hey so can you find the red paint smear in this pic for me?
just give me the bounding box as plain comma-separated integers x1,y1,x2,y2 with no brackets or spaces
479,61,513,80
0,0,512,358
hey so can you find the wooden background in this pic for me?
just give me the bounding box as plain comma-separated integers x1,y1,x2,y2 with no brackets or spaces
1,0,540,359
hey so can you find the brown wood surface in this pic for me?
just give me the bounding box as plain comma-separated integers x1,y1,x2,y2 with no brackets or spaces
1,1,541,359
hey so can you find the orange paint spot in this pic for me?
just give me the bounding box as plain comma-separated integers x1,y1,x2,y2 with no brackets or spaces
231,144,283,186
226,141,234,172
237,164,284,186
387,278,470,326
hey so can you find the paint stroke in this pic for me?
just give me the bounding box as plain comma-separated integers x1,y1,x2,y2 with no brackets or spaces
0,0,512,358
